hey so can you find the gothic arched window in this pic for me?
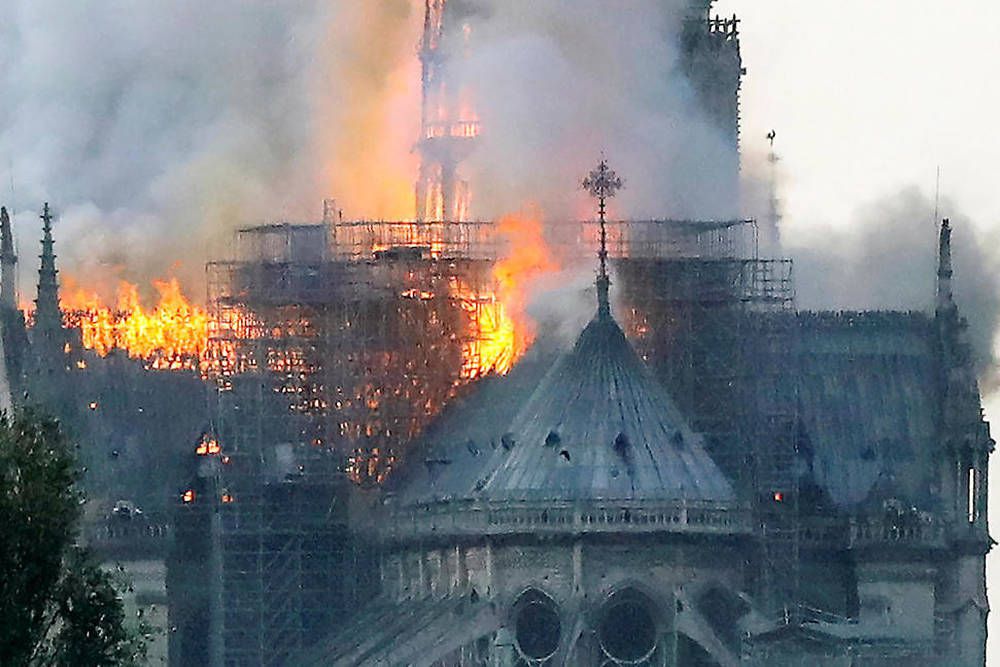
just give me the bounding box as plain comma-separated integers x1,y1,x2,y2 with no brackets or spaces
598,588,658,664
512,588,561,663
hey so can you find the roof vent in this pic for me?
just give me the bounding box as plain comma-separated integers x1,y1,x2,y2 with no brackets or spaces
613,432,631,458
545,431,561,447
466,439,481,456
671,431,685,449
501,433,516,451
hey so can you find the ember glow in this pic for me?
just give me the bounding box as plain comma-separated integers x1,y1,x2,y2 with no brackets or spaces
59,277,210,371
43,213,555,383
453,287,517,379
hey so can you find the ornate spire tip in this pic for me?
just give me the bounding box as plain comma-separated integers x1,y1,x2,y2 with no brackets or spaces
582,159,624,319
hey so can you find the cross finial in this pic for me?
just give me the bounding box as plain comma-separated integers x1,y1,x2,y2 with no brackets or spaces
582,158,623,319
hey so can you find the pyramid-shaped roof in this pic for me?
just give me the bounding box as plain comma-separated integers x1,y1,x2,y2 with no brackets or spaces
477,310,733,502
392,306,734,505
394,156,731,505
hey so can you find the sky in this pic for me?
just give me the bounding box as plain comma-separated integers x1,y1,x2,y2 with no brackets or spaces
718,0,1000,232
715,0,1000,661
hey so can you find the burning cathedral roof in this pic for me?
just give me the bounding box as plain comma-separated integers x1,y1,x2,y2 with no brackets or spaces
392,160,734,507
393,302,734,505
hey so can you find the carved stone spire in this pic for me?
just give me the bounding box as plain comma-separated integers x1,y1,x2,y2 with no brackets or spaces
582,159,623,320
34,203,64,374
0,206,16,310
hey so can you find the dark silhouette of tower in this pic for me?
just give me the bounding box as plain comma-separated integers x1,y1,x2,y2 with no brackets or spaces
681,0,744,149
414,0,744,222
0,206,16,310
33,202,65,377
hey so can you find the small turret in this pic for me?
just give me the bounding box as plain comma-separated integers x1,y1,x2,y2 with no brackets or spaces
0,207,17,310
33,203,64,375
933,219,992,538
937,218,954,314
931,217,993,666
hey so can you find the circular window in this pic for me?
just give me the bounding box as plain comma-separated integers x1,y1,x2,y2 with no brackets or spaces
514,592,561,661
598,594,658,663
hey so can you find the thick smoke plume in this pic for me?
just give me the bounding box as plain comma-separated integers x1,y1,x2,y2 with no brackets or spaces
785,187,1000,385
0,0,418,302
1,0,740,316
455,0,738,222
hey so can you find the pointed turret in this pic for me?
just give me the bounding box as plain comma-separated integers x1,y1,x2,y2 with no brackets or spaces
33,203,65,374
937,217,955,314
935,218,975,411
933,218,993,539
0,207,16,310
932,218,994,662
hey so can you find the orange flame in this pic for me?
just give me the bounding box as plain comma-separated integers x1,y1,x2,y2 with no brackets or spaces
492,208,560,353
456,208,559,379
60,277,210,371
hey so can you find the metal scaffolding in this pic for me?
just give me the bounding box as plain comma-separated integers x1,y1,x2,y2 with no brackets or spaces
201,216,800,662
614,252,798,614
207,222,504,484
208,447,356,667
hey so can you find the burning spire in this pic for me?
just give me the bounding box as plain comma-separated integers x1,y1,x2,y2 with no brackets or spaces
416,0,479,222
582,159,624,320
0,206,16,310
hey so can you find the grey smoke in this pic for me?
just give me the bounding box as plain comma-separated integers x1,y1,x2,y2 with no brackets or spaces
452,0,740,221
786,187,1000,383
0,0,740,304
0,0,378,300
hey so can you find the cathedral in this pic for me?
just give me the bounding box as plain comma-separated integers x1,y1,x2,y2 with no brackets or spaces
202,2,990,665
293,184,992,665
1,2,984,666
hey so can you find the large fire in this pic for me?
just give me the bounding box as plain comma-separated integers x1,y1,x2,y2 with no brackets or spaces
58,277,210,371
34,217,556,490
492,210,559,353
45,216,556,380
458,209,559,378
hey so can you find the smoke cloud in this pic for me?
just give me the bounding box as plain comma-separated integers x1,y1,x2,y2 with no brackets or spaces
0,0,740,306
785,187,1000,384
0,0,419,302
455,0,739,222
